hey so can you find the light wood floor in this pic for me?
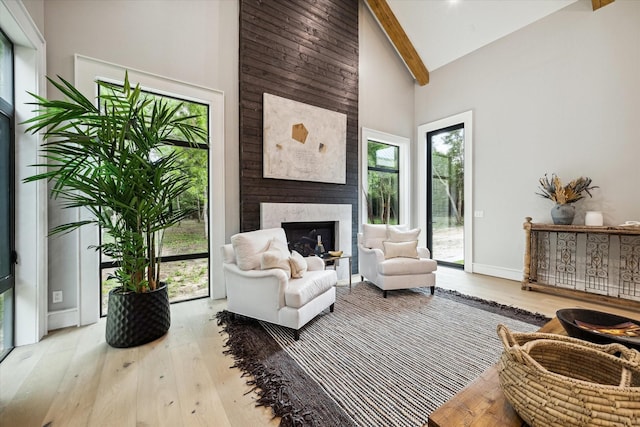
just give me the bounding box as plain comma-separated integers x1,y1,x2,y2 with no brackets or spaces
1,268,639,427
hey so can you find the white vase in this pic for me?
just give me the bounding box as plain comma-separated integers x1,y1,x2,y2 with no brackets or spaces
585,211,604,226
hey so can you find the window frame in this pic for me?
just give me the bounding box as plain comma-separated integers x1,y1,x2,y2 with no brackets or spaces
361,128,410,228
366,141,400,224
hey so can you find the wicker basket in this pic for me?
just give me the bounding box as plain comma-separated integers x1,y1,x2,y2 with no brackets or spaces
496,324,640,426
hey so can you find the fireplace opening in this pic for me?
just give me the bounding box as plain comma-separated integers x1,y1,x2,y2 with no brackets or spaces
282,221,335,257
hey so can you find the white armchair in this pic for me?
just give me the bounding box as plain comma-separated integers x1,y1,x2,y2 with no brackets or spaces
358,224,437,298
222,228,336,340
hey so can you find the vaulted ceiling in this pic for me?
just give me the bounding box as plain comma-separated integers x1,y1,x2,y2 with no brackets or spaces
366,0,614,86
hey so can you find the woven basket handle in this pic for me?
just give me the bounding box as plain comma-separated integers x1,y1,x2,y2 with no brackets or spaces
497,324,529,364
497,324,517,348
522,338,640,386
608,345,640,387
612,345,640,364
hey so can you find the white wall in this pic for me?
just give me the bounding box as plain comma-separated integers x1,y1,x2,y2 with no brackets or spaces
359,2,415,138
414,0,640,277
20,0,43,32
35,0,240,321
358,0,416,229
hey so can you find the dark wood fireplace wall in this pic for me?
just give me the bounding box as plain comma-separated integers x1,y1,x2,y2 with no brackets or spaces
238,0,360,259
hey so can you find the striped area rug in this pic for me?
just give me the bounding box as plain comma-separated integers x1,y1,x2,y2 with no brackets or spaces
219,282,548,427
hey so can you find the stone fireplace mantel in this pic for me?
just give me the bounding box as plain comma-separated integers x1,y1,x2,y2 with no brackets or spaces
261,203,352,281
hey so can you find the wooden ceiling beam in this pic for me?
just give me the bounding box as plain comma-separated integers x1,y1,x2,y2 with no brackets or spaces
592,0,614,11
365,0,430,86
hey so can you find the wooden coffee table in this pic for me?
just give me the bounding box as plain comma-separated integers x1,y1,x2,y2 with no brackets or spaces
427,318,564,427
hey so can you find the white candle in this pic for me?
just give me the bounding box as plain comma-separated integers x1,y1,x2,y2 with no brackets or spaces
585,211,604,226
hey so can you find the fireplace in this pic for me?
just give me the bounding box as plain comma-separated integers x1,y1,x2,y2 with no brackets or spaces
282,221,335,257
260,203,352,281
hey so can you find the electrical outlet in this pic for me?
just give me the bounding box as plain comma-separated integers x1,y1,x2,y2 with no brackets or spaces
474,210,484,218
52,290,63,304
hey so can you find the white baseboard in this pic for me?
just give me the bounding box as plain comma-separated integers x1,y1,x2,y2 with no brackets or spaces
471,263,522,282
47,308,79,331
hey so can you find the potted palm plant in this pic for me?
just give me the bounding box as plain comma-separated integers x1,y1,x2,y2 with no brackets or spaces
23,73,207,347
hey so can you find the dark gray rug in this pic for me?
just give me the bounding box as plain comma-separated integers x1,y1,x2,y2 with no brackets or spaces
217,281,549,427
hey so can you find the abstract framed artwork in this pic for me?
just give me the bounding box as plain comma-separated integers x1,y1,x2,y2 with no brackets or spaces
263,93,346,184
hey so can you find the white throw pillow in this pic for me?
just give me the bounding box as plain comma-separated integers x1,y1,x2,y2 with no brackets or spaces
383,240,419,259
386,224,409,234
267,236,290,257
387,227,421,243
261,249,292,277
289,250,308,278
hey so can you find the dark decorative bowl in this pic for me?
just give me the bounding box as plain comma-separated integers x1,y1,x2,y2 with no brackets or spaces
556,308,640,351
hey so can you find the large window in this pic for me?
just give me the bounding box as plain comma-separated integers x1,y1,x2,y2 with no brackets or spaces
100,88,210,315
367,141,400,224
361,128,410,227
0,29,14,361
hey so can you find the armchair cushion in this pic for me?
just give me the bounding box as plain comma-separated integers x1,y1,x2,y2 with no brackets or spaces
378,257,437,276
383,240,419,259
285,270,336,308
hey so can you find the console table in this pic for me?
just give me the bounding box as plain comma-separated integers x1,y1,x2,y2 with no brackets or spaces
427,318,563,427
522,217,640,307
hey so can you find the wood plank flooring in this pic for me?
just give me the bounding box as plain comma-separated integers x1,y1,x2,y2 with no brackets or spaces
1,267,639,427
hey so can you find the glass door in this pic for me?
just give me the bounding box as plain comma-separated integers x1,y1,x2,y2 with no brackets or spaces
427,124,464,267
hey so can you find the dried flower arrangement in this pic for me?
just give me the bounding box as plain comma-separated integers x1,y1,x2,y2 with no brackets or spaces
537,174,598,205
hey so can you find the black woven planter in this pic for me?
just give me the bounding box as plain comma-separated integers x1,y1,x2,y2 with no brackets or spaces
105,284,171,348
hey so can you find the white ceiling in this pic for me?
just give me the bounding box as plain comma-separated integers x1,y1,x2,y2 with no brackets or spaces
386,0,578,72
